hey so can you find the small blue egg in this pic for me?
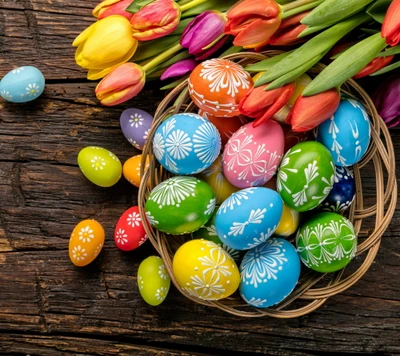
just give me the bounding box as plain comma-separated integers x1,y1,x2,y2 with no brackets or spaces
315,98,371,166
0,66,45,103
240,238,300,308
320,166,356,214
153,113,221,175
215,187,283,250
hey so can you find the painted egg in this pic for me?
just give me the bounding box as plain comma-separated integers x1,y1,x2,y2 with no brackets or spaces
274,204,300,237
315,98,371,166
120,108,153,150
197,155,239,205
138,256,170,306
296,212,357,273
145,176,216,234
78,146,122,187
192,210,243,261
153,113,221,175
123,155,150,187
69,219,105,267
282,124,310,152
277,141,335,212
173,239,240,300
0,66,45,103
215,187,283,250
189,58,253,117
240,238,300,308
114,206,147,251
223,121,284,188
320,166,356,214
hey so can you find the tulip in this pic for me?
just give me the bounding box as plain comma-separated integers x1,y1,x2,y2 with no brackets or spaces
286,88,340,132
269,11,309,46
353,55,394,79
381,0,400,46
93,0,133,20
73,15,138,80
224,0,282,49
239,83,295,127
160,59,197,81
372,76,400,128
130,0,181,41
95,63,145,106
181,11,227,60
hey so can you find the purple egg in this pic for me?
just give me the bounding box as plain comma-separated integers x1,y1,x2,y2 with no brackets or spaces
120,108,154,150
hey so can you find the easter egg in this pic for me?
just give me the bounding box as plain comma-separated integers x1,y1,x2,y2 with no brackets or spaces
0,66,45,103
120,108,153,150
69,219,105,267
114,206,147,251
189,58,253,117
277,141,335,212
138,256,170,306
215,187,283,250
223,121,284,188
153,113,221,175
315,98,371,166
320,166,356,214
145,176,216,234
123,155,150,187
296,212,357,273
197,155,239,205
78,146,122,187
240,238,300,308
274,204,300,237
173,239,240,300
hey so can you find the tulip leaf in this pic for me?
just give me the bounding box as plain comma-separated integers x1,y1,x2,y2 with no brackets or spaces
370,60,400,76
182,0,237,17
156,51,191,70
170,18,194,36
161,77,189,90
367,0,392,23
303,33,387,96
377,45,400,57
132,36,181,62
220,45,243,57
360,27,381,35
301,0,374,27
298,23,330,38
246,51,293,73
282,0,324,20
126,0,154,13
275,0,294,4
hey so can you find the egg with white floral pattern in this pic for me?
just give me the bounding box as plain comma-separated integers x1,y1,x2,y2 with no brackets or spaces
69,219,105,267
173,239,240,300
215,187,283,251
114,206,147,251
120,108,153,150
240,238,300,308
78,146,122,187
153,113,221,175
138,256,170,306
0,66,45,103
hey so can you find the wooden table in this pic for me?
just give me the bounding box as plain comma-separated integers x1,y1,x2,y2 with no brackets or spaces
1,1,399,354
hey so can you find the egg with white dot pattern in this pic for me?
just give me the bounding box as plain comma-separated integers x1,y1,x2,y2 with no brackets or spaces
120,108,153,150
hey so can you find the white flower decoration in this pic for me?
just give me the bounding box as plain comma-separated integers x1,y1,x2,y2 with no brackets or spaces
91,156,106,171
115,228,128,245
78,226,94,243
72,245,87,261
127,212,141,227
26,83,40,97
155,287,168,301
129,113,144,128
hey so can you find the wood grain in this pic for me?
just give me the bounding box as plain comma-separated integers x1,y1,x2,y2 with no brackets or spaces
0,1,399,354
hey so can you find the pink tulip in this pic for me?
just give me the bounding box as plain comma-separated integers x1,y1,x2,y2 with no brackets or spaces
93,0,133,20
160,59,198,81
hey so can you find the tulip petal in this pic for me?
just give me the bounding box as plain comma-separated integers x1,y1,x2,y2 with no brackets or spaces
160,59,197,80
100,83,145,106
227,0,280,21
72,23,94,47
382,0,400,46
353,55,394,79
93,0,120,17
196,36,228,60
269,24,308,46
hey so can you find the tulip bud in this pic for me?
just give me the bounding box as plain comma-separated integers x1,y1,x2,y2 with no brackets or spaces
381,0,400,47
130,0,181,41
269,11,309,46
353,55,394,79
287,88,340,132
93,0,133,20
372,76,400,128
95,63,145,106
160,59,197,81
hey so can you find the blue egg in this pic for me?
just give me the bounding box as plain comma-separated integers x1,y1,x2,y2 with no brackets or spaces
153,113,221,175
240,238,300,308
215,187,283,250
315,98,371,166
0,66,45,103
320,166,356,214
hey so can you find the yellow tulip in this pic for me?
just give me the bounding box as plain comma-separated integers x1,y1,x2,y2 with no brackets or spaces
72,15,138,80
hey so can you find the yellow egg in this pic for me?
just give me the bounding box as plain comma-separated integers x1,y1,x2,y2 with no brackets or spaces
275,204,300,237
69,219,105,267
123,155,149,187
173,239,240,301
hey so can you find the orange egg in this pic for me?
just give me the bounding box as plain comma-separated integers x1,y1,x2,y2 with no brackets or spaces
189,58,253,117
123,155,150,188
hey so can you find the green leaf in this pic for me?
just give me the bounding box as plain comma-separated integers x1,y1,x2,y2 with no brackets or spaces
220,45,243,57
182,0,237,17
126,0,154,13
161,76,188,90
298,23,330,38
246,51,293,72
377,45,400,57
276,0,294,4
282,0,324,19
370,60,400,76
131,36,181,62
170,17,194,36
156,51,191,71
367,0,392,23
360,27,381,35
303,32,387,96
302,0,374,27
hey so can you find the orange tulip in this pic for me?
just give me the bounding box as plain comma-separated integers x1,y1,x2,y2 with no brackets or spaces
269,11,309,46
382,0,400,46
353,55,394,79
93,0,133,20
286,88,340,132
95,63,145,106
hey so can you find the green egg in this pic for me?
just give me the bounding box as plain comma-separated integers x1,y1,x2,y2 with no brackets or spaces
77,146,122,187
138,256,170,306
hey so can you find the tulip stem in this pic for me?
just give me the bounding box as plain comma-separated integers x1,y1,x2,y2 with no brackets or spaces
179,0,207,12
282,0,322,12
282,0,324,19
142,43,183,73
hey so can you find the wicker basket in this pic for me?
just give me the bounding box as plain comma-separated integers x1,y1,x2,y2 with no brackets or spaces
138,51,397,318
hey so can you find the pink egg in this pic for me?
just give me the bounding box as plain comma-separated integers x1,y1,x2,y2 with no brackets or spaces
222,121,284,188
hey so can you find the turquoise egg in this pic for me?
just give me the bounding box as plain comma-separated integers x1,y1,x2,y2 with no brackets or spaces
0,66,45,103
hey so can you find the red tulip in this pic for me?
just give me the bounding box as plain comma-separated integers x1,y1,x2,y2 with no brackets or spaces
353,55,394,79
382,0,400,46
93,0,133,20
269,11,309,46
286,88,340,132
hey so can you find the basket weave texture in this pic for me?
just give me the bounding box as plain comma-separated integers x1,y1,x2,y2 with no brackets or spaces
139,51,398,318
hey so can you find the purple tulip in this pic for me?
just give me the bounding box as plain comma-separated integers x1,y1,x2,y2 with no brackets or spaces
160,58,198,81
180,10,227,60
372,76,400,128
